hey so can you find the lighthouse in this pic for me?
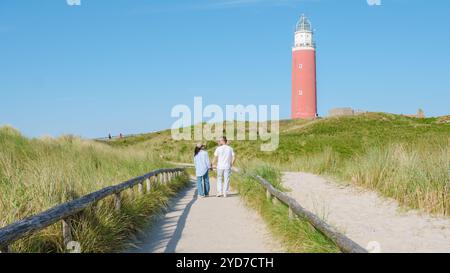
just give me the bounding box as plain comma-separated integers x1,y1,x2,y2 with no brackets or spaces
291,14,317,119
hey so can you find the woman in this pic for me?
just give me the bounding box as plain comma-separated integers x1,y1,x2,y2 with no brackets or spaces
194,143,211,198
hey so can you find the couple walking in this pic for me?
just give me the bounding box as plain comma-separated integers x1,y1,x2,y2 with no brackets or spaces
194,137,235,198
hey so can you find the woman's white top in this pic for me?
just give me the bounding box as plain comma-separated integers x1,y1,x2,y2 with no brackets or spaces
194,150,211,177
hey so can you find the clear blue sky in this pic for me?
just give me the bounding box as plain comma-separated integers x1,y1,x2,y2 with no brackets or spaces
1,0,449,138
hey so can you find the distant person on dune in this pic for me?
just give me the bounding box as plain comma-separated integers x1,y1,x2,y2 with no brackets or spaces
213,137,235,198
194,143,211,198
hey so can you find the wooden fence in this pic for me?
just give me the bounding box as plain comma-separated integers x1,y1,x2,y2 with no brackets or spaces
0,167,185,253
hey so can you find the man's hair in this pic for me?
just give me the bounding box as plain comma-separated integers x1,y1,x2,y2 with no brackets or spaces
221,136,228,143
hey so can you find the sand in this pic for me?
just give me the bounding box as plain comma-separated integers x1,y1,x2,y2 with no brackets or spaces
282,172,450,253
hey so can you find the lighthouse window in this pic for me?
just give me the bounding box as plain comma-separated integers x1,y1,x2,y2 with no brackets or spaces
298,90,303,96
298,64,303,69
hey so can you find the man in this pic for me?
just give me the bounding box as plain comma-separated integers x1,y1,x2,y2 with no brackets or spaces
212,137,236,198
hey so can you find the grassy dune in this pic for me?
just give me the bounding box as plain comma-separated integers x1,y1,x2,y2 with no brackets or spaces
2,112,448,252
107,112,450,215
0,126,189,252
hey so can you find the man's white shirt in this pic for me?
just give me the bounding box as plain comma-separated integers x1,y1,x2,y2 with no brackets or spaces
214,145,235,170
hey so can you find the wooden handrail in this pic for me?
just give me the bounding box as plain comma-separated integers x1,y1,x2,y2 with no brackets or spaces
0,167,185,252
169,162,366,253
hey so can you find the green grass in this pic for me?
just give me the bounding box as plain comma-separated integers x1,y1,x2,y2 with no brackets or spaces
235,164,339,253
0,126,190,252
104,112,450,216
4,111,447,252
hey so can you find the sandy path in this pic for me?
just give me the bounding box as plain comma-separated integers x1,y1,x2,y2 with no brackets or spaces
127,178,282,253
283,172,450,253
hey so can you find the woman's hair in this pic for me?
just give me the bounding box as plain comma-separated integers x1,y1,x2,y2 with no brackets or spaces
194,146,202,157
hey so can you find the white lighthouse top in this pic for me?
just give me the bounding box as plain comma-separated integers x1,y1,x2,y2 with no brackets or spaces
293,14,315,50
296,14,312,32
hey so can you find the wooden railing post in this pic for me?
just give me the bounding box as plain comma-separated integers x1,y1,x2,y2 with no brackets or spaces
266,189,272,201
62,218,73,247
288,206,295,220
272,197,280,205
114,192,121,211
138,182,144,195
145,178,151,193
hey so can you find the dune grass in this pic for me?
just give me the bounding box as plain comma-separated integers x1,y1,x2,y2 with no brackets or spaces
0,126,189,252
345,142,449,215
235,164,339,253
2,112,447,252
105,112,450,216
281,141,449,215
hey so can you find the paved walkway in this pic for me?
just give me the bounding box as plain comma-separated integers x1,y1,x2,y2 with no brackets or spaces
283,172,450,253
127,178,282,253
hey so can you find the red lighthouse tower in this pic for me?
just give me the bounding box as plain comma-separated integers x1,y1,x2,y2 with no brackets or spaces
291,14,317,119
